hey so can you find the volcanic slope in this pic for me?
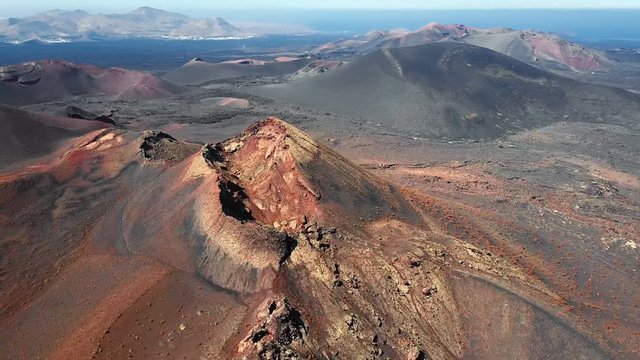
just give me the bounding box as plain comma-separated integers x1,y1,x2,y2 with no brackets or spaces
162,57,313,86
316,23,609,73
0,104,111,170
252,42,640,139
0,112,622,358
0,60,187,106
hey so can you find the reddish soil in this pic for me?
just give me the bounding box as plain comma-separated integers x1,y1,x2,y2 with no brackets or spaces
0,114,637,359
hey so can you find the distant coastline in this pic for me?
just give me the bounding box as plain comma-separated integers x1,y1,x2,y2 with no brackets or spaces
0,35,256,45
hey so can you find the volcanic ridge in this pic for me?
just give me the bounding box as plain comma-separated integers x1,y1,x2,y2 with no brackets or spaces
315,23,609,73
253,42,640,139
0,60,187,106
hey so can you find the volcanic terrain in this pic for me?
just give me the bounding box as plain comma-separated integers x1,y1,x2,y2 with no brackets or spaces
316,23,608,73
0,60,187,106
252,42,640,139
1,102,639,358
1,13,640,359
313,23,640,92
162,57,314,86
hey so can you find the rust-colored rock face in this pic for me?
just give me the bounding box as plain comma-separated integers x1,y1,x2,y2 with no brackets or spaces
524,32,605,71
0,111,635,359
216,118,326,232
210,117,418,233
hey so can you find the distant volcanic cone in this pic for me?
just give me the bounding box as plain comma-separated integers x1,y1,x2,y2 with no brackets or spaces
0,60,187,106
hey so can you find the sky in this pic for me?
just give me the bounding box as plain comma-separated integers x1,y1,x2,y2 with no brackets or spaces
2,0,640,16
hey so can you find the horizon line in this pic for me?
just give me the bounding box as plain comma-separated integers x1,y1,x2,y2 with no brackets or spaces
6,7,640,12
3,6,639,19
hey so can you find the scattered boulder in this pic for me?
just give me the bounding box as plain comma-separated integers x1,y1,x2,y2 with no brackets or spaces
243,298,308,359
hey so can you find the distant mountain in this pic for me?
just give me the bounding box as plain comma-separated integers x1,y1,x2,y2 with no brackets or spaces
315,23,608,73
0,7,251,43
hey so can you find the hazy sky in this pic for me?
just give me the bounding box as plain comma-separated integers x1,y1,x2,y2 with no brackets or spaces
2,0,640,16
